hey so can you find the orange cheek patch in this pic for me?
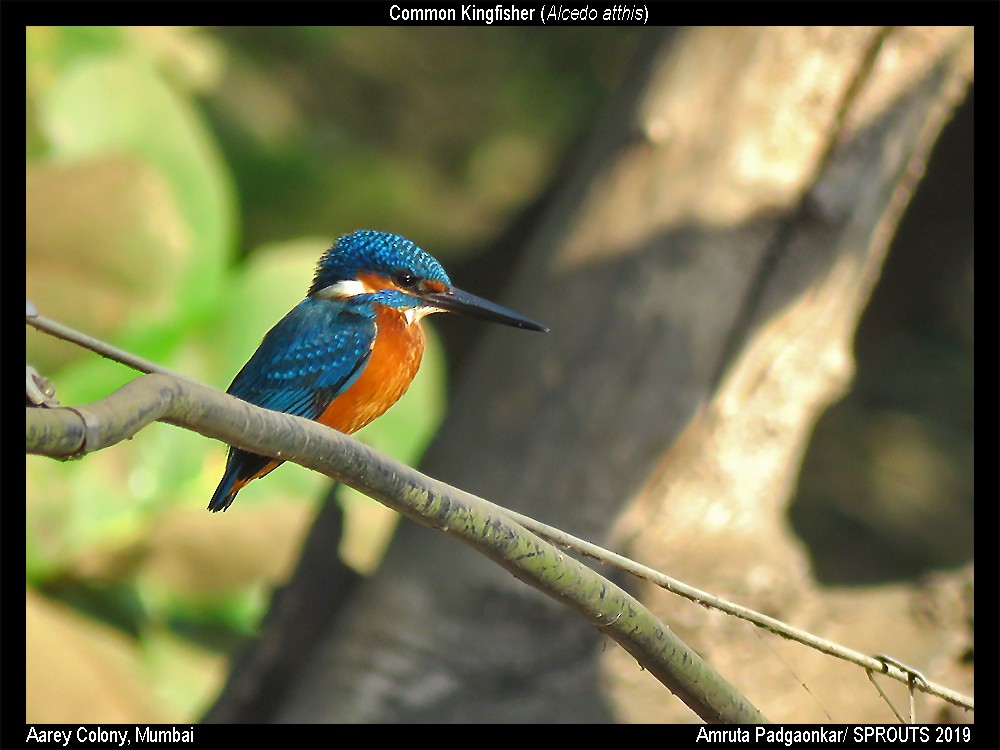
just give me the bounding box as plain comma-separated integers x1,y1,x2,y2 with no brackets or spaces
424,279,447,293
357,272,392,293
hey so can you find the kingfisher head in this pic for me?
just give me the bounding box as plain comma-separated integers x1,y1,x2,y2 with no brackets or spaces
308,230,548,332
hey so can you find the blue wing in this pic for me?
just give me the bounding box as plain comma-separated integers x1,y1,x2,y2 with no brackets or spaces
209,297,375,512
227,297,376,420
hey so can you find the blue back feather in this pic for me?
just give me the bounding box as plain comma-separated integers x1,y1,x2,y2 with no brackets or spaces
227,297,377,420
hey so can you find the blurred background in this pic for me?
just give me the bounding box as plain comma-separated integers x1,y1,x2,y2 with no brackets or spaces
25,26,972,723
25,25,645,722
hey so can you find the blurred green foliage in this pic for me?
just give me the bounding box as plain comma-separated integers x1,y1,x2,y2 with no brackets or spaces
206,27,640,256
25,25,641,722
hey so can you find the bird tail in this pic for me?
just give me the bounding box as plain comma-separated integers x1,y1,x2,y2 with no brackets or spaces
208,451,282,513
208,464,242,513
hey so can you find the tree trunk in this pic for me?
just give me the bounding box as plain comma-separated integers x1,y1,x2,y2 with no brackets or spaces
208,26,974,724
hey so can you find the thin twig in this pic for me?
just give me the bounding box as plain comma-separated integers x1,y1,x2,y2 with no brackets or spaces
496,509,973,712
867,669,908,724
26,302,194,382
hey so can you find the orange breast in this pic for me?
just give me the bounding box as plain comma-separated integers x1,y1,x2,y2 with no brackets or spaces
317,305,425,435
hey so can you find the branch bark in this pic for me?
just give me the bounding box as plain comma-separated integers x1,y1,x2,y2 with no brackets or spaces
26,375,766,724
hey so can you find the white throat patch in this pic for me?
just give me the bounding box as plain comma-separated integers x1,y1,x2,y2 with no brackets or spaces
404,306,442,326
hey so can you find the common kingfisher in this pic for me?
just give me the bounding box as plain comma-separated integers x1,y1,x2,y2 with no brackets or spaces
208,230,547,512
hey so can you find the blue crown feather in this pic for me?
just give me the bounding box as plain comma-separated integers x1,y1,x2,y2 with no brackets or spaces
309,230,450,295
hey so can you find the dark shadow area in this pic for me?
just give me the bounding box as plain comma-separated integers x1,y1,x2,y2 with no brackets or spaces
789,88,974,586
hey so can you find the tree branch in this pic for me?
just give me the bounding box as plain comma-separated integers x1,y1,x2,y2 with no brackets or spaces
26,373,767,724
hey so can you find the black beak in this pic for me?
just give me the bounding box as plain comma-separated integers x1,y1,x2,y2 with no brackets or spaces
421,286,548,332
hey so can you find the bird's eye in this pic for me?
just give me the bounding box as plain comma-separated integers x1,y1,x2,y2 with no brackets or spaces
394,271,419,289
